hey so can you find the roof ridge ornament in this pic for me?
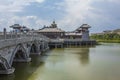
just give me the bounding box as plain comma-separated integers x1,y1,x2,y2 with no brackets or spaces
50,20,57,28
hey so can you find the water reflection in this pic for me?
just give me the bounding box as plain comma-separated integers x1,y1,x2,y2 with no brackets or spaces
45,47,90,69
2,44,120,80
77,48,89,65
28,47,91,80
0,47,91,80
0,74,15,80
0,53,49,80
13,55,47,80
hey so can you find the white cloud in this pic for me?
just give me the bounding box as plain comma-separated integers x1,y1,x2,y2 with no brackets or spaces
0,14,50,31
0,0,119,32
26,16,37,19
102,0,120,3
0,0,45,12
57,0,120,32
0,0,46,31
58,0,93,31
35,0,45,3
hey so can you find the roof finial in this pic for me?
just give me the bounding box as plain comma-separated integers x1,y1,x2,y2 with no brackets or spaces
53,19,55,24
51,19,57,28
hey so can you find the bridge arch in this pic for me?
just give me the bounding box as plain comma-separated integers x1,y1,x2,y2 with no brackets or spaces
9,43,31,65
0,55,15,74
30,43,38,53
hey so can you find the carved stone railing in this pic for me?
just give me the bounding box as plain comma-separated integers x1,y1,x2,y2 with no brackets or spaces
49,39,64,43
0,33,49,49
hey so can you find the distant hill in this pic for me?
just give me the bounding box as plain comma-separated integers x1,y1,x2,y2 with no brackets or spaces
90,28,120,43
91,28,120,35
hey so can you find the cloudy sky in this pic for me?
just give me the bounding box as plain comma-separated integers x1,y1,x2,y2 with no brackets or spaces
0,0,120,33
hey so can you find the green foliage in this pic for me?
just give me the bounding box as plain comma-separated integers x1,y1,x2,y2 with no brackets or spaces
91,33,120,43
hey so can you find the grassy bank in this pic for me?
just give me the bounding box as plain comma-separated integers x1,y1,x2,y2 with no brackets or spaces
96,39,120,43
90,33,120,43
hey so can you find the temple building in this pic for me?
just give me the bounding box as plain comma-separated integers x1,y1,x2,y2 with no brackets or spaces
35,21,65,39
35,21,91,41
76,24,91,40
10,24,30,33
64,24,91,40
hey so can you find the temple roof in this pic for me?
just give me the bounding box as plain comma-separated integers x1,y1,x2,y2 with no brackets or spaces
65,32,82,36
36,27,65,33
36,21,64,33
75,24,91,32
10,24,21,29
80,24,91,28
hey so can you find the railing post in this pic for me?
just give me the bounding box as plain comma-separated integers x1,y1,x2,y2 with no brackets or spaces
15,30,17,39
3,28,6,40
10,31,13,39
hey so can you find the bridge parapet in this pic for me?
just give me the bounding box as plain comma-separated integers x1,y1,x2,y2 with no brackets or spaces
0,32,49,40
0,33,49,49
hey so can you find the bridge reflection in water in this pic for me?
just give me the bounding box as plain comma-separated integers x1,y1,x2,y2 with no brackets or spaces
0,52,49,80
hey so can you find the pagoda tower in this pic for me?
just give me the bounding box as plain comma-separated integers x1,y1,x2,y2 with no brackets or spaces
75,24,91,40
80,24,91,41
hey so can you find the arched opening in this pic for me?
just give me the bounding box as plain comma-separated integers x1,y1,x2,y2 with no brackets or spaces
40,45,42,50
30,44,37,53
0,63,6,70
14,49,26,60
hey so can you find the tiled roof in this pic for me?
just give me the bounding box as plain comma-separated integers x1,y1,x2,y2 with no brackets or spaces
80,24,91,28
65,32,82,36
75,24,91,32
10,24,21,28
36,27,65,32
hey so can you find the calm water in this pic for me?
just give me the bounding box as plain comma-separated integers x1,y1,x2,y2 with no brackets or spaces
0,43,120,80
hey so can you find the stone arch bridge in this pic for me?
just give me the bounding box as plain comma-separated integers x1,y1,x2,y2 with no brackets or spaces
0,34,49,74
